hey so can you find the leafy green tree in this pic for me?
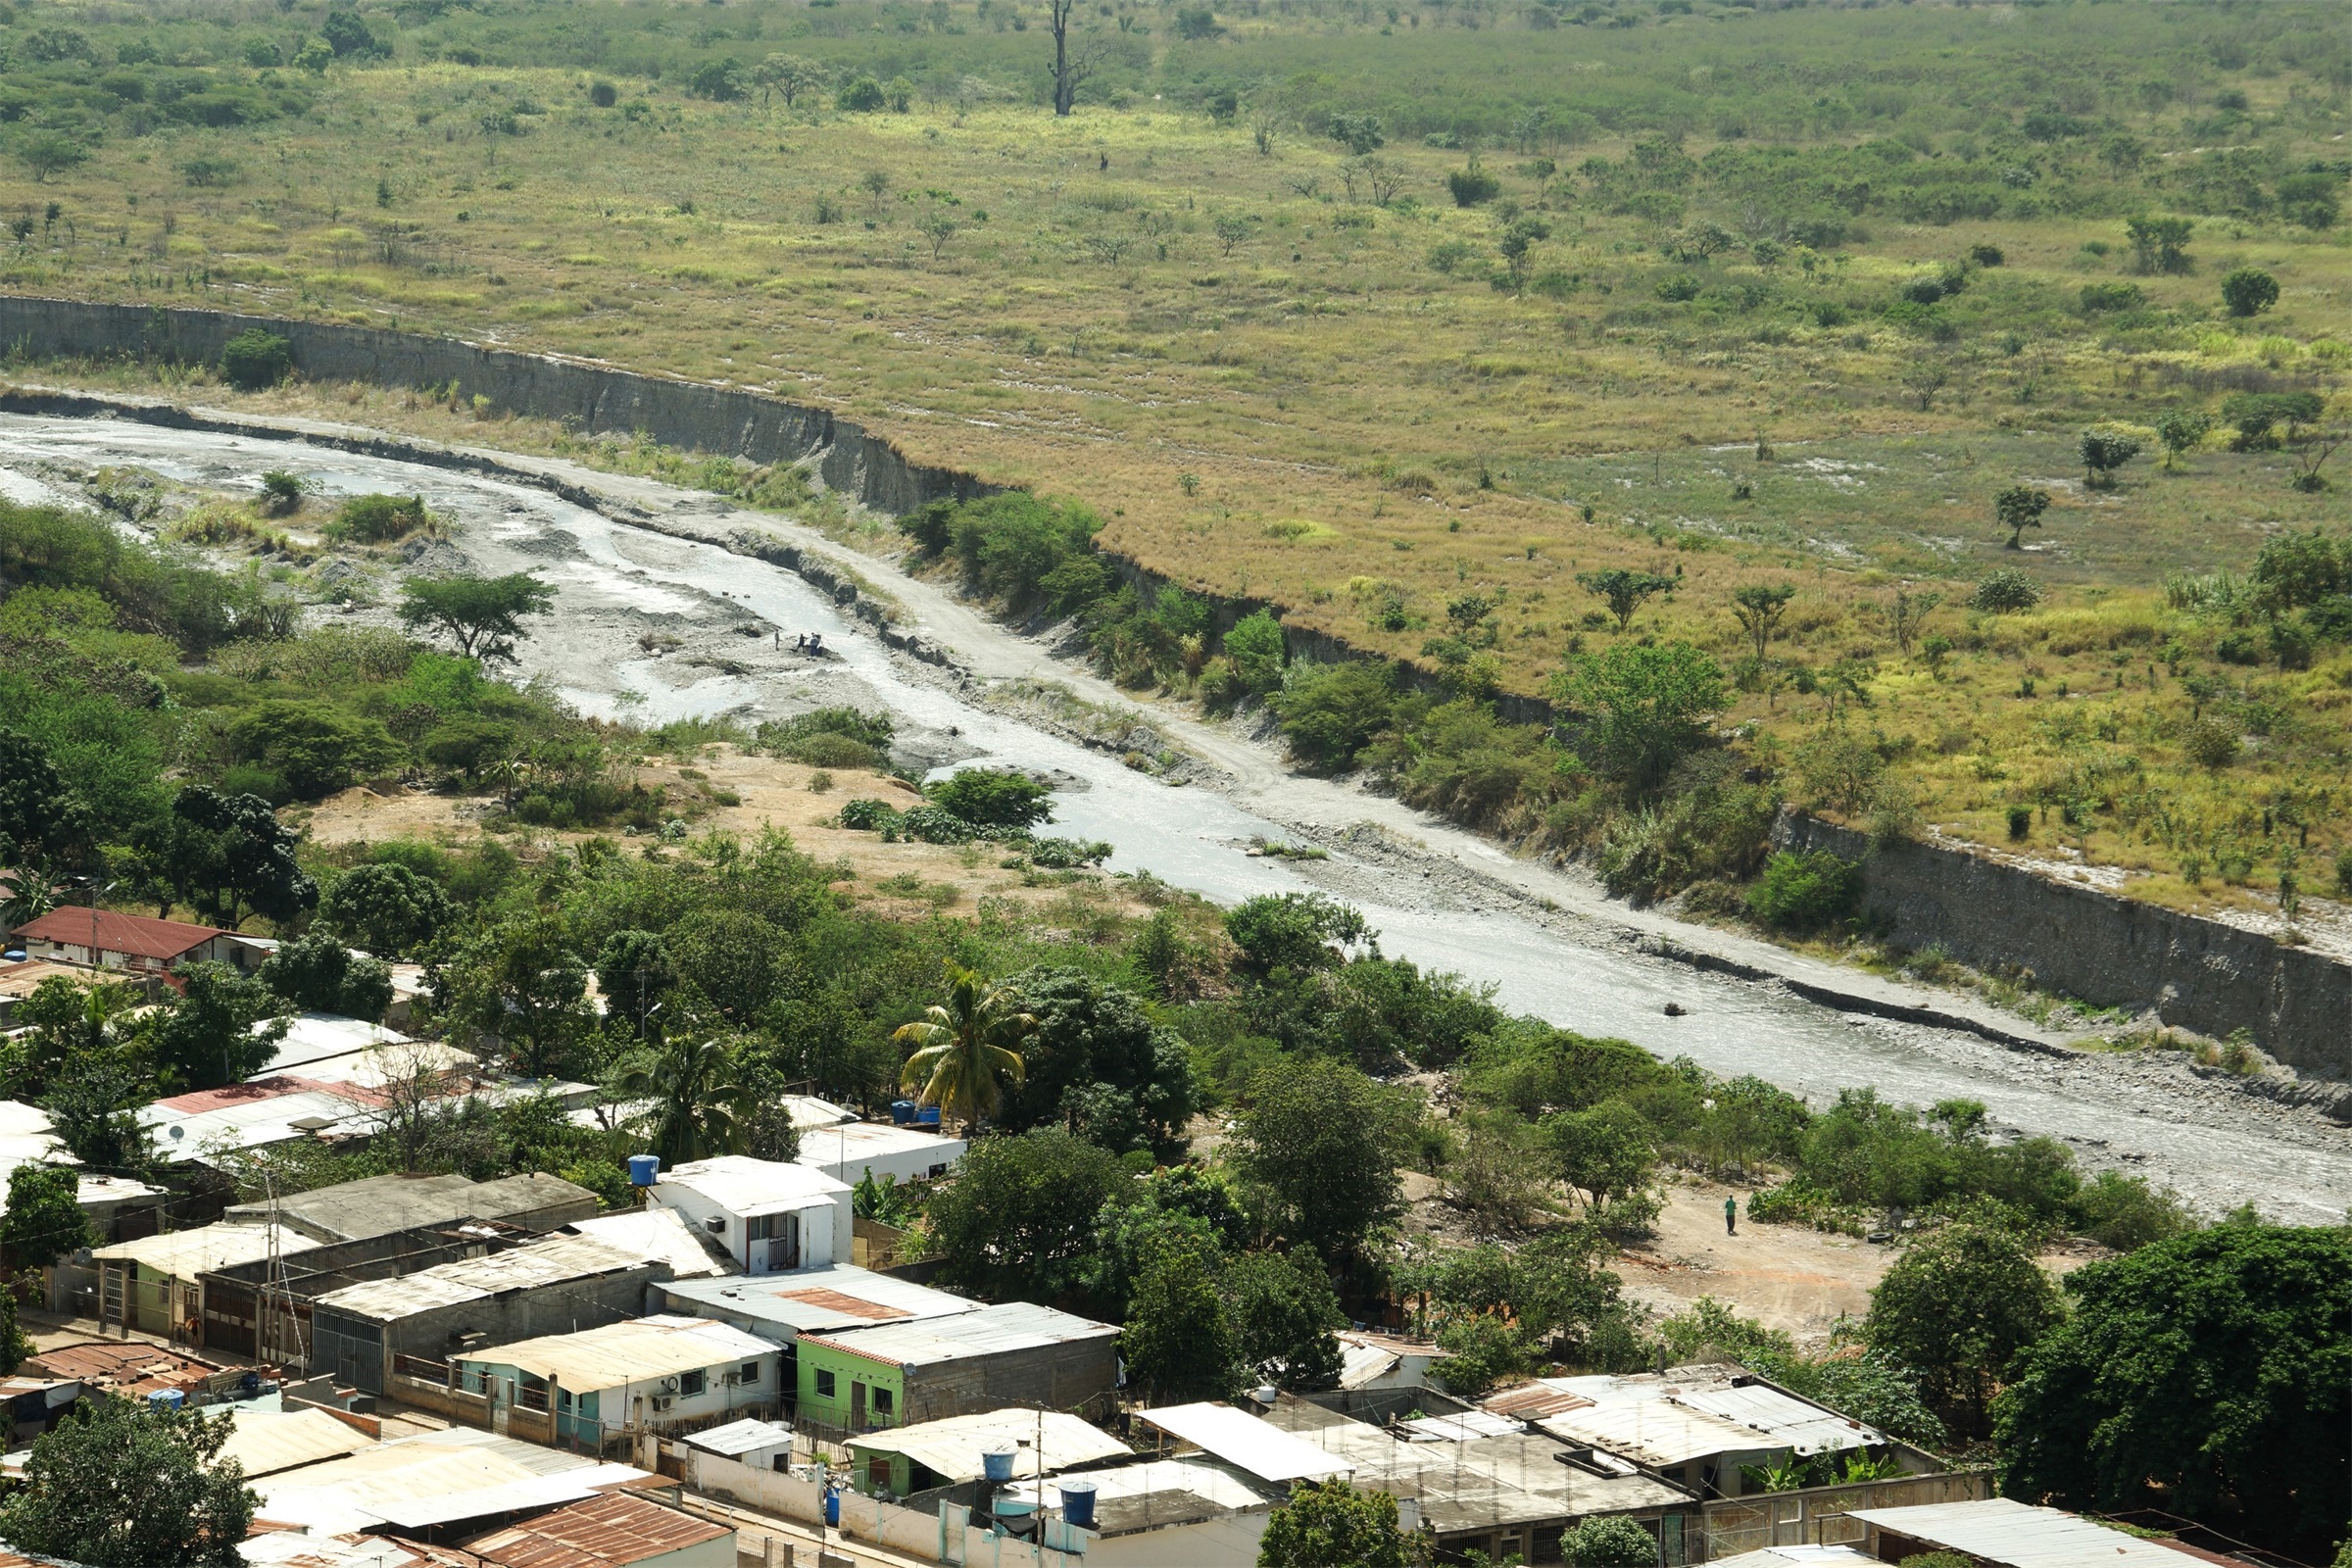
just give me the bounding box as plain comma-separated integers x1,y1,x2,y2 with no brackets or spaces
1259,1479,1425,1568
2155,412,2213,470
1812,1348,1948,1447
135,786,316,928
2220,268,2279,318
927,1127,1126,1300
151,962,288,1090
1971,568,2042,613
2123,214,2193,274
1223,610,1288,695
44,1053,154,1170
615,1034,750,1165
0,1165,93,1271
397,572,555,663
1867,1222,2059,1433
437,913,596,1079
1575,567,1676,634
991,968,1199,1156
1224,893,1372,978
0,726,92,868
838,74,886,112
1268,659,1397,773
1994,485,2051,549
927,767,1054,829
669,908,785,1024
16,130,89,184
2080,429,2143,489
1226,1245,1346,1390
892,962,1036,1130
0,1397,256,1567
754,54,826,109
1121,1237,1244,1401
1233,1056,1412,1268
318,862,453,958
259,933,392,1023
1552,641,1727,793
593,929,675,1036
224,701,402,803
1997,1224,2352,1561
1731,582,1796,663
1563,1515,1659,1568
1544,1100,1657,1207
320,7,383,56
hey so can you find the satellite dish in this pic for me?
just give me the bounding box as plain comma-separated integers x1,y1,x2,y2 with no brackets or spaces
169,1126,185,1141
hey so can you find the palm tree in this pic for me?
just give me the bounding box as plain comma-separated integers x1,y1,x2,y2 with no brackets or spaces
892,963,1035,1132
617,1034,751,1166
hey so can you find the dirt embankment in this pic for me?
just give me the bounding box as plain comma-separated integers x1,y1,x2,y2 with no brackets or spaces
299,746,1148,924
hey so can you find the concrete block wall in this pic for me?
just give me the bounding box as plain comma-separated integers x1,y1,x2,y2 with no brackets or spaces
1776,811,2352,1081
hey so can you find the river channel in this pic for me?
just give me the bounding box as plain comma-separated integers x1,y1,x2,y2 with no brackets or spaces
7,407,2349,1221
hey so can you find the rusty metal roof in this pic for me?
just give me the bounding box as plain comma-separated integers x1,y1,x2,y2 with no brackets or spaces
463,1492,729,1568
25,1339,230,1396
1484,1381,1596,1420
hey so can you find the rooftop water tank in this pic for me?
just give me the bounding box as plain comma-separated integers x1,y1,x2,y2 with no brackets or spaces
981,1444,1017,1483
147,1389,185,1411
1058,1479,1098,1529
890,1100,916,1126
915,1105,942,1128
627,1153,661,1187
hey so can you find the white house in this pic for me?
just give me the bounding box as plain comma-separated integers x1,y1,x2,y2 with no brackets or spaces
651,1155,851,1274
793,1121,965,1190
451,1315,782,1445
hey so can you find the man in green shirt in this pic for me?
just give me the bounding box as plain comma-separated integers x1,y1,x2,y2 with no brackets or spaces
1724,1195,1738,1236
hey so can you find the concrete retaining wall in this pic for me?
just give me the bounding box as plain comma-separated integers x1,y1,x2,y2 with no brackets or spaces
1776,811,2352,1082
0,295,993,515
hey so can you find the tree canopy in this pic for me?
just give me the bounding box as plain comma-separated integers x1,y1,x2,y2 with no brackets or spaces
0,1397,256,1566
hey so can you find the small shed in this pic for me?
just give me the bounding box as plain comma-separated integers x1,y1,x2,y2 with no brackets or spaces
683,1416,797,1473
844,1407,1128,1497
651,1155,851,1275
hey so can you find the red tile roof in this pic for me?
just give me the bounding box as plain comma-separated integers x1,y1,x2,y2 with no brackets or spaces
13,908,228,961
464,1493,729,1568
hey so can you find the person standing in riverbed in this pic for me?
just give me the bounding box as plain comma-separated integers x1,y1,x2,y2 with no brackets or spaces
1725,1195,1738,1236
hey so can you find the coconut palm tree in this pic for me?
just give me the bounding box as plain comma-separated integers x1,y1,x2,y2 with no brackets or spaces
892,963,1035,1131
616,1034,751,1166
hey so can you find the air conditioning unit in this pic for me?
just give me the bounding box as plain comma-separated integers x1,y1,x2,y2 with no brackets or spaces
704,1216,726,1236
651,1396,672,1413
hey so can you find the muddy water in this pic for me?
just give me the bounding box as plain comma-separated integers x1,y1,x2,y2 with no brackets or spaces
7,410,2350,1220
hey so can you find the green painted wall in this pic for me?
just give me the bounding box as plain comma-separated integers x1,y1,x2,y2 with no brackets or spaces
796,1342,905,1437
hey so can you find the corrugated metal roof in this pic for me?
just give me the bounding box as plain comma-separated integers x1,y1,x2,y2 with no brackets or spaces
654,1155,848,1218
464,1491,729,1568
1137,1403,1357,1484
313,1235,644,1323
681,1417,794,1458
15,907,225,959
142,1082,378,1152
1677,1383,1882,1455
805,1299,1113,1369
1536,1400,1779,1468
223,1173,594,1243
785,1095,857,1129
1339,1342,1399,1389
220,1408,379,1478
658,1264,976,1338
236,1530,435,1568
1399,1411,1525,1443
846,1408,1128,1483
24,1339,229,1396
1484,1381,1597,1420
568,1208,731,1281
999,1458,1280,1534
794,1122,965,1171
92,1221,319,1279
454,1315,774,1392
1850,1500,2205,1568
259,1012,414,1072
248,1431,657,1536
1708,1547,1878,1568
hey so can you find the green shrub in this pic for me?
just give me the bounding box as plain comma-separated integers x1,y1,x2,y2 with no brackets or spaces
2078,280,2144,314
1446,164,1500,206
838,75,886,111
929,767,1054,828
759,707,894,768
1746,849,1861,931
837,797,904,831
1971,568,2042,612
219,328,292,391
2220,267,2278,318
1269,660,1397,772
328,493,429,543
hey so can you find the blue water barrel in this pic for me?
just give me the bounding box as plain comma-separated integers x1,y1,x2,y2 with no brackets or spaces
147,1389,185,1410
915,1105,942,1128
890,1100,916,1126
1058,1480,1098,1528
824,1490,840,1526
627,1153,661,1187
981,1444,1016,1482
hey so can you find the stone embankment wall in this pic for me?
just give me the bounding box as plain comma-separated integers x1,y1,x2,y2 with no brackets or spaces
1776,811,2352,1082
6,294,2346,1076
0,295,991,514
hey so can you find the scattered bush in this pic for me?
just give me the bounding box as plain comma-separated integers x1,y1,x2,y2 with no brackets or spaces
1971,569,2042,612
327,494,430,544
1746,850,1863,931
219,328,292,392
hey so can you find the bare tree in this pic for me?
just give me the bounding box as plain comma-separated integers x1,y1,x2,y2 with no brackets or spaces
1047,0,1107,117
366,1039,466,1172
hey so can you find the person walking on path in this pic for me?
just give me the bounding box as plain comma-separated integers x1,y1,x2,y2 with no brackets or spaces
1724,1195,1738,1236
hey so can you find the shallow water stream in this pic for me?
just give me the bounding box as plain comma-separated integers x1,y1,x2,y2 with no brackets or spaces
8,409,2349,1220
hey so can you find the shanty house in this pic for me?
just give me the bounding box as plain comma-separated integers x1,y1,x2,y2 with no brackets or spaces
1845,1498,2217,1568
463,1490,735,1568
843,1406,1130,1497
221,1170,599,1245
452,1314,781,1446
793,1120,966,1188
92,1220,318,1338
796,1299,1119,1433
650,1155,851,1274
309,1232,668,1396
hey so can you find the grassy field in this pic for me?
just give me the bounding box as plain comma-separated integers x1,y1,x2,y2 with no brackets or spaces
2,0,2348,910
